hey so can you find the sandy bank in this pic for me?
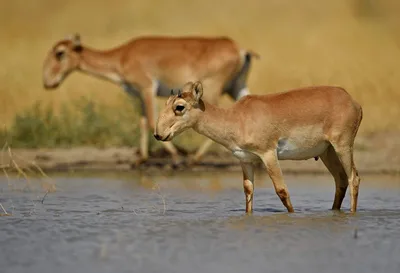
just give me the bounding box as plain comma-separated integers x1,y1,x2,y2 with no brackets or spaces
1,132,399,175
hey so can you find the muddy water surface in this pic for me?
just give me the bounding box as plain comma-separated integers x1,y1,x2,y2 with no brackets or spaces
1,171,400,273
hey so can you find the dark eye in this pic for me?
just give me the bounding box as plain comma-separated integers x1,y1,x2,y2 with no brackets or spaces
175,105,185,112
55,51,65,60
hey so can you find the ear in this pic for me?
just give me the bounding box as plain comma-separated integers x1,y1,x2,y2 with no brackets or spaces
72,33,82,52
192,81,203,103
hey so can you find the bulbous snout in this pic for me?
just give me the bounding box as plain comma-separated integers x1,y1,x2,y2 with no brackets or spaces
43,82,60,90
153,133,171,142
153,134,162,141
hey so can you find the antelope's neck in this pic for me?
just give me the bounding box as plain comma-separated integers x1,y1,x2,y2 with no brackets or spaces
78,47,123,84
193,102,239,150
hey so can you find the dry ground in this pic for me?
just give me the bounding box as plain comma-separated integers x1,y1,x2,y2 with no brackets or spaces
1,131,399,175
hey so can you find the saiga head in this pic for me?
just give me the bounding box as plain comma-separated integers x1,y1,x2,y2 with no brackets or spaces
42,34,83,89
154,81,204,142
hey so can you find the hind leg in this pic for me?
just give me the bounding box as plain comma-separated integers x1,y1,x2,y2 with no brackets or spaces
320,145,348,210
331,144,361,212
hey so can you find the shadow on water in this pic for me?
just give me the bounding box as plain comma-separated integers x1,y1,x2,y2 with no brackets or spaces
230,207,284,213
0,171,400,273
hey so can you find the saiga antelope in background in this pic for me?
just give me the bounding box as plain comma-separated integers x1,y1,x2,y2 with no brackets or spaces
154,82,363,213
42,34,259,166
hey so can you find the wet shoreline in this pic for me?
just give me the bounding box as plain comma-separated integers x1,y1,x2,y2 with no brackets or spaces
1,145,399,176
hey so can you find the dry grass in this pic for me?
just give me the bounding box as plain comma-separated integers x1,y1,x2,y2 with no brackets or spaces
0,139,57,216
1,140,56,193
1,0,400,148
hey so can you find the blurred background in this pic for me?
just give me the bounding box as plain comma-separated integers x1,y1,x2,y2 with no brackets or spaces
1,0,400,150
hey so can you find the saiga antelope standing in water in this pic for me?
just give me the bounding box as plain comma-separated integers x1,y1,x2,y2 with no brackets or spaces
42,34,259,166
154,82,363,213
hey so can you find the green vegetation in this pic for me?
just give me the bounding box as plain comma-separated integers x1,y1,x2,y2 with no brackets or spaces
0,99,143,148
0,98,206,152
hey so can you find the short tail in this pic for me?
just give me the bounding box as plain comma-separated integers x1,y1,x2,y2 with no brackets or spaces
245,49,261,60
354,103,363,137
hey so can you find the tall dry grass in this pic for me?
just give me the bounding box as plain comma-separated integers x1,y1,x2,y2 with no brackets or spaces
1,0,400,148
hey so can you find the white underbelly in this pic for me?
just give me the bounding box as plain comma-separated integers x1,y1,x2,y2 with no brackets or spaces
277,138,329,160
231,137,329,162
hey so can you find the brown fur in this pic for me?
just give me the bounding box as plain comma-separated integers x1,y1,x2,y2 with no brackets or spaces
42,34,259,165
155,82,363,214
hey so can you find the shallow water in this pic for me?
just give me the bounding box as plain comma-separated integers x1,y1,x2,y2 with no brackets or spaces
0,171,400,273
